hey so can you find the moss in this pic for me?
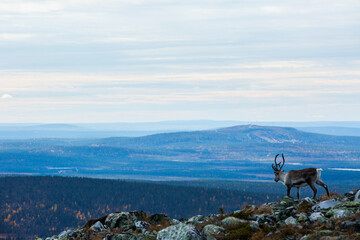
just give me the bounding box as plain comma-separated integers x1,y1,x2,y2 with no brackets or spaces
341,202,360,208
297,202,313,213
229,211,251,220
219,223,253,240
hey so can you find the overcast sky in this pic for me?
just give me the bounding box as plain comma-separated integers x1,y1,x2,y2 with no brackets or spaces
0,0,359,123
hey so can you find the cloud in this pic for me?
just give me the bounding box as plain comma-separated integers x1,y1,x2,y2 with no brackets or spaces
1,94,13,99
260,6,285,14
0,0,358,122
0,2,62,13
0,34,33,41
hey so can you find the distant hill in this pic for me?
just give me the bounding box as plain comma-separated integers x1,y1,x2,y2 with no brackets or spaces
1,121,360,139
98,124,360,151
1,125,360,181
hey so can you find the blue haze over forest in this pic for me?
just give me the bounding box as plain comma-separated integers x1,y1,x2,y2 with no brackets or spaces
1,122,360,189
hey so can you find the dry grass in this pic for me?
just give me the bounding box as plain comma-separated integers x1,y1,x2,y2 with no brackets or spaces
318,192,341,201
217,223,253,240
82,229,122,240
350,212,360,220
250,226,273,240
262,225,308,240
217,223,308,240
85,228,123,240
138,214,150,223
250,230,267,240
253,205,273,215
239,205,257,215
297,201,313,213
146,221,171,233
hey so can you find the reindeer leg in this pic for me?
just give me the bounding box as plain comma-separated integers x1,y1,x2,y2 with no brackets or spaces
287,185,292,198
309,182,317,198
316,180,330,197
297,187,300,200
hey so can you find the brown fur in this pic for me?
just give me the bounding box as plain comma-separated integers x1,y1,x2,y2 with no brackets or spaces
275,167,330,199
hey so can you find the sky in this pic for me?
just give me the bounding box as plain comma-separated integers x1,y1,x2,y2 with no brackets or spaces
0,0,359,123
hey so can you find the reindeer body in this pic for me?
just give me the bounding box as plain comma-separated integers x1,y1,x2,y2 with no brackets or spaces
273,154,330,199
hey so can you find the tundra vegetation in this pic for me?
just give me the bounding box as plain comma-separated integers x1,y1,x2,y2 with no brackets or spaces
39,189,360,240
1,176,359,239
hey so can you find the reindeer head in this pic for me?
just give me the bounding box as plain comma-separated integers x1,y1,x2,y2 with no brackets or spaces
272,154,285,182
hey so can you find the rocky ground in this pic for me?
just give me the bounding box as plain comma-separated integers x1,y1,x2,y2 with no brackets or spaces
38,190,360,240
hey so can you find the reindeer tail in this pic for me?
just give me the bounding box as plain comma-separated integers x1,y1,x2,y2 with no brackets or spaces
316,168,323,180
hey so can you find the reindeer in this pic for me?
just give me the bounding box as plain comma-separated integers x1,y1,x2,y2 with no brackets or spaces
272,154,330,199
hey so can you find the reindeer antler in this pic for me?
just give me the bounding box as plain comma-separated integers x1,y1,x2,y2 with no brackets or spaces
280,153,285,170
272,154,280,171
272,153,285,171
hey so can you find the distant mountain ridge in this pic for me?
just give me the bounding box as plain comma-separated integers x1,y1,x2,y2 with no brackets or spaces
1,121,360,139
1,124,360,180
98,124,360,148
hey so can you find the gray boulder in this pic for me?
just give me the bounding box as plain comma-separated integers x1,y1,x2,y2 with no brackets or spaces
355,190,360,202
280,196,296,207
202,224,225,240
325,209,352,219
299,235,308,240
170,219,180,225
312,199,340,211
334,201,360,214
253,214,275,226
309,212,326,223
344,190,356,201
135,221,150,233
156,223,201,240
284,216,298,226
341,220,360,232
90,221,106,232
221,217,248,227
58,229,74,240
249,221,260,230
302,197,315,204
105,212,138,229
186,215,206,224
297,213,308,223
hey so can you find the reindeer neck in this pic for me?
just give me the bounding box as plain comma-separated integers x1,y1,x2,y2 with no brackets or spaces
278,171,287,185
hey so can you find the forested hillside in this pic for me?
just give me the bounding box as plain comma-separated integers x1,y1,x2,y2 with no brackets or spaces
0,176,280,239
